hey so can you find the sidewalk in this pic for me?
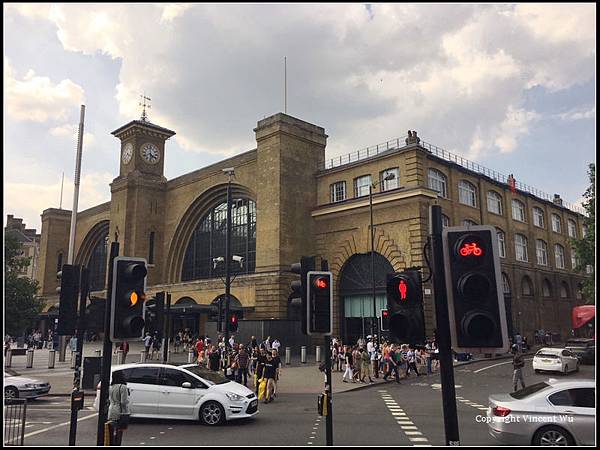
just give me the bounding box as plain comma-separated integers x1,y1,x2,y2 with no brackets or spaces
4,341,549,397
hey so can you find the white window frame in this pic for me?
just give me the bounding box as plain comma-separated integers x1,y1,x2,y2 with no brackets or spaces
554,244,565,269
567,220,577,238
458,180,477,207
441,214,450,228
502,273,511,294
551,214,562,233
428,169,447,198
330,181,346,203
515,234,528,262
512,200,526,222
571,248,578,271
380,168,399,191
536,240,548,266
354,175,372,198
487,191,503,215
496,229,506,258
533,207,545,228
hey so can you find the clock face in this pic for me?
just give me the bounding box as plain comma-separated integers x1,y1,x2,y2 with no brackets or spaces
140,142,160,164
122,142,133,164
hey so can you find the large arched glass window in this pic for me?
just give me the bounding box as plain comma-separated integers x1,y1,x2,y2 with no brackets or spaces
182,199,256,281
428,169,448,198
487,191,503,215
496,228,506,258
560,282,570,299
512,200,526,222
542,279,552,297
521,276,534,296
515,234,528,262
458,180,477,207
536,239,548,266
88,235,109,291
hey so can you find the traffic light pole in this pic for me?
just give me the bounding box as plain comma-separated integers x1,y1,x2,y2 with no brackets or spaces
430,205,460,446
369,185,379,348
96,242,119,446
162,292,171,363
224,173,233,358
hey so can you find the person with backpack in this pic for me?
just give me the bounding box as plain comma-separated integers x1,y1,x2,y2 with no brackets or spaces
383,344,400,383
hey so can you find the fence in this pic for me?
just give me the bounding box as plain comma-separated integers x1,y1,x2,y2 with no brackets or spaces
4,399,27,446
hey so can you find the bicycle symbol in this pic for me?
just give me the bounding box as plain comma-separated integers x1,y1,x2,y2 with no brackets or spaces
459,243,482,257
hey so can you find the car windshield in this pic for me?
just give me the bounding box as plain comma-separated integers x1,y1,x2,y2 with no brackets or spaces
183,365,230,385
536,352,559,358
510,382,550,399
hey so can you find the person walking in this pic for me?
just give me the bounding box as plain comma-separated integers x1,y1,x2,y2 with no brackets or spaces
406,345,420,377
342,345,354,383
271,349,282,397
384,344,400,383
120,340,130,362
512,345,526,392
360,347,374,383
260,352,277,403
107,371,130,446
235,344,250,386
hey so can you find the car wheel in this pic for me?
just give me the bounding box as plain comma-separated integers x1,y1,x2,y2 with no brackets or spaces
533,425,574,446
200,401,225,426
4,387,19,400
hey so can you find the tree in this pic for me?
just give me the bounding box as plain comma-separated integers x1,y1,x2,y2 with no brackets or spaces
4,234,44,336
571,163,595,304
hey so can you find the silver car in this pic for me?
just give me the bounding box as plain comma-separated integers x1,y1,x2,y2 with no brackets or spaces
487,379,595,446
4,371,51,400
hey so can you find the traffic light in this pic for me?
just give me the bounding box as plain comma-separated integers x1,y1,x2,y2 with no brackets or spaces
56,265,81,335
306,271,333,335
380,309,390,331
442,225,509,353
110,257,147,341
290,256,315,335
143,291,165,339
386,269,425,344
228,314,239,332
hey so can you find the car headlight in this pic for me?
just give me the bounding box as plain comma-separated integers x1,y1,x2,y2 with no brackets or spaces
225,392,244,401
23,384,36,388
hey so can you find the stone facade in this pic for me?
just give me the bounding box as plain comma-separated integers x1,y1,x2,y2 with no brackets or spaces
35,113,588,344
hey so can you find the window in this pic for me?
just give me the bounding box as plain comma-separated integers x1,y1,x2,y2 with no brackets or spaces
533,207,545,228
126,367,160,385
428,169,448,198
560,282,569,299
487,191,503,215
463,219,478,227
159,368,203,388
554,244,565,269
497,229,506,258
380,168,399,191
148,231,155,265
88,235,109,292
571,248,579,271
502,273,511,295
567,220,577,238
441,214,450,228
515,234,528,262
536,240,548,266
549,389,595,408
458,180,477,207
354,175,372,198
542,279,552,297
512,200,526,222
551,214,562,233
521,276,534,296
330,181,346,203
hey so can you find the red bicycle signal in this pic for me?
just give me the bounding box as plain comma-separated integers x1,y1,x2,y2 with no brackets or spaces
314,277,328,289
459,242,483,257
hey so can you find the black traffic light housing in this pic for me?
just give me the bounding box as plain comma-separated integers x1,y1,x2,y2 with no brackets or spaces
442,225,509,353
290,256,315,335
228,314,239,332
386,269,425,345
110,257,147,341
307,271,333,335
380,309,390,331
56,264,80,336
144,291,165,339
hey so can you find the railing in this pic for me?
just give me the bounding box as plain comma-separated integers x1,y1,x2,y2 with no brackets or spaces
322,136,587,216
4,399,27,446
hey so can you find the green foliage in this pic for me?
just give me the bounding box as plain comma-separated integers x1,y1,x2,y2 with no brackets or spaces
571,163,595,304
4,234,43,336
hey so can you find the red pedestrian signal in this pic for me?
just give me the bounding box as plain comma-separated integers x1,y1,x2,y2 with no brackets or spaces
386,270,425,344
399,279,408,300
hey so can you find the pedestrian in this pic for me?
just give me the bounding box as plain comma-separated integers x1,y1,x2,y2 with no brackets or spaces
512,345,526,392
235,344,250,386
263,336,272,352
250,336,258,351
151,333,161,360
342,345,354,383
255,347,268,396
272,338,281,355
120,340,129,361
271,349,282,397
69,335,78,354
208,345,221,371
259,352,277,403
229,334,236,348
143,333,152,356
360,348,374,383
383,344,400,383
406,345,420,377
196,336,204,359
107,370,130,446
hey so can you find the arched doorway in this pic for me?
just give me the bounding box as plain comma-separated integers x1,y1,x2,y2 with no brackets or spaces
338,252,394,344
171,297,202,336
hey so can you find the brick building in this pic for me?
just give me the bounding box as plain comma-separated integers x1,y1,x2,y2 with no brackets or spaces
35,112,589,344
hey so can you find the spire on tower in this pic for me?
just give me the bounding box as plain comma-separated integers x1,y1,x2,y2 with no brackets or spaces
139,93,152,122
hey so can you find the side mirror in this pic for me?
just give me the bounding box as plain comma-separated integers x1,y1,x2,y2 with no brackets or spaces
182,382,192,389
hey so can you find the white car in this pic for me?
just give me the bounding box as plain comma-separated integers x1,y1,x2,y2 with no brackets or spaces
488,379,595,445
4,371,51,400
533,348,580,375
93,363,258,425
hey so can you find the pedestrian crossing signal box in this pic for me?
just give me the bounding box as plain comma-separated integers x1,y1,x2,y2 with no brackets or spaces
306,271,333,336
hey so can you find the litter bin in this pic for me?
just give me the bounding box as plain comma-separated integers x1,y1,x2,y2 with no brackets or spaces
83,356,103,389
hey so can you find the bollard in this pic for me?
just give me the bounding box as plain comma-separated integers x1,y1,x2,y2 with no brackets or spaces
301,346,307,364
188,350,195,364
316,345,322,363
26,349,34,368
140,351,147,363
71,351,79,369
48,349,56,369
285,347,291,365
117,350,125,365
5,348,12,368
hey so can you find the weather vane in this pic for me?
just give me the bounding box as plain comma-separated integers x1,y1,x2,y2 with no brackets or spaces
139,93,151,122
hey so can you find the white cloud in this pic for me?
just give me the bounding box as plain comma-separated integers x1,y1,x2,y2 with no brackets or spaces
49,124,96,147
557,107,596,122
159,4,193,23
4,58,85,123
494,107,541,154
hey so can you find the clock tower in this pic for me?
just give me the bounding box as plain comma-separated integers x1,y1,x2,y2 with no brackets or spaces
109,118,175,284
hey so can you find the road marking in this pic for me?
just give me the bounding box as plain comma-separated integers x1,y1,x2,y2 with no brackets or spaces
410,438,430,442
405,431,423,436
22,413,98,439
379,390,430,446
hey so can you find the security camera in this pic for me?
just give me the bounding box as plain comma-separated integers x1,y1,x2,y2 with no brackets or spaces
232,255,244,268
222,167,235,176
213,256,224,269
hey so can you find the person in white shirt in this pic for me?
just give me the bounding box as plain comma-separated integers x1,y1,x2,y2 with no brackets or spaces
229,335,235,348
272,338,281,354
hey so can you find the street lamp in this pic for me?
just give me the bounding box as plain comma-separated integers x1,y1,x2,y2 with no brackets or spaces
222,168,235,358
369,171,396,348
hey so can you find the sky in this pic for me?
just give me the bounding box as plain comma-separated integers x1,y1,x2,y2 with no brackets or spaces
3,3,596,232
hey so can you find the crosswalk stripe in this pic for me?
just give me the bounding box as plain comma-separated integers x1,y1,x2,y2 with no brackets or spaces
409,437,429,442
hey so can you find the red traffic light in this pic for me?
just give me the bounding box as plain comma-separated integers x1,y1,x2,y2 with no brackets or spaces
231,315,238,323
314,277,329,289
459,242,483,257
382,310,389,318
398,279,408,300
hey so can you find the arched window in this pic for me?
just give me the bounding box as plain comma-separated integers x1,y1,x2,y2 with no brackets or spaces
533,207,545,228
571,248,579,271
458,180,477,207
502,273,511,295
554,244,565,269
463,219,478,227
560,282,570,299
576,283,583,300
567,220,577,238
428,169,448,198
521,276,534,296
542,279,552,297
551,214,562,233
536,240,548,266
487,191,503,215
515,234,528,262
88,235,109,291
496,228,506,258
182,198,256,281
512,199,526,222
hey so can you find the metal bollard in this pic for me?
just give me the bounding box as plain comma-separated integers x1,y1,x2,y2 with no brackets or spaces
117,350,125,365
285,347,291,365
48,349,56,369
301,346,307,364
140,351,147,363
188,350,195,364
71,351,79,369
5,348,12,368
26,349,34,368
316,345,322,363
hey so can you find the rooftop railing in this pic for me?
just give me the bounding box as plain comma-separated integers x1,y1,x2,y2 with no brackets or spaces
323,136,587,216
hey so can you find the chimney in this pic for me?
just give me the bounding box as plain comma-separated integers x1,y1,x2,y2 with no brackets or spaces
553,194,563,206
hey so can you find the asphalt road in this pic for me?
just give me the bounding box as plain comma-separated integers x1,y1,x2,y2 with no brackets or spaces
12,359,595,446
